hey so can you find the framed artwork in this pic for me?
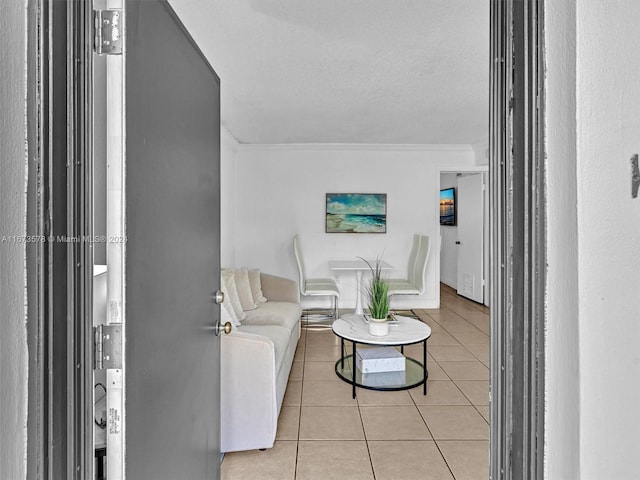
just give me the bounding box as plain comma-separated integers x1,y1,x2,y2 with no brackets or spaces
325,193,387,233
440,187,456,226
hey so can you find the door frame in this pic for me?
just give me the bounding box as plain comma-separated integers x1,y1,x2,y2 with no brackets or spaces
438,167,489,305
26,0,95,478
489,0,546,478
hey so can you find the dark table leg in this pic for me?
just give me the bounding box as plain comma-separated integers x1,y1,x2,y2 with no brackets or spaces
423,339,428,395
352,341,357,399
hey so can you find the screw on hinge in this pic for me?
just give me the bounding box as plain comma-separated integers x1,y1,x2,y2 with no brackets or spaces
632,154,640,199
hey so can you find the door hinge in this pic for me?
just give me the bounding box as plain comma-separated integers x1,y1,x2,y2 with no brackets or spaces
94,324,123,369
94,9,123,55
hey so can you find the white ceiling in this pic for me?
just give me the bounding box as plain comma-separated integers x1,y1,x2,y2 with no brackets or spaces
169,0,489,145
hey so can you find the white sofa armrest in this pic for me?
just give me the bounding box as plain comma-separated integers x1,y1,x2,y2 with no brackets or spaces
220,330,278,452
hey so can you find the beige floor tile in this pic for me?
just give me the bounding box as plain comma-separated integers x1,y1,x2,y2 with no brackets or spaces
304,361,339,381
476,405,490,423
462,312,490,323
421,319,448,333
290,360,304,380
410,380,470,405
221,440,297,480
450,330,489,345
426,308,465,322
446,302,486,317
299,406,365,440
296,441,374,480
305,345,342,362
302,380,358,406
455,381,490,406
360,405,432,440
276,406,300,440
282,380,302,406
439,361,489,380
437,440,490,480
294,345,305,362
464,344,490,365
462,314,489,334
429,345,478,362
419,406,489,440
305,330,343,347
369,440,454,480
355,388,414,406
401,343,435,361
428,332,462,345
436,319,480,334
425,360,450,380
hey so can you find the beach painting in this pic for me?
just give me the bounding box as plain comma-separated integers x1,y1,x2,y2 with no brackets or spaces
326,193,387,233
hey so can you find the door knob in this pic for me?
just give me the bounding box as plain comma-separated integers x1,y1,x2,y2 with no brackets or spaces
213,290,224,304
216,321,232,335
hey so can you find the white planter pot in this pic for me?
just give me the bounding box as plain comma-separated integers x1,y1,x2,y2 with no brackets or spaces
368,319,389,336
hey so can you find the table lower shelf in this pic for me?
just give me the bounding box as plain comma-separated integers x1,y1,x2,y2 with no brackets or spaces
335,354,427,392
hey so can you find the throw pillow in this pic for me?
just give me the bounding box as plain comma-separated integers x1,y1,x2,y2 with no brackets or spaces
233,269,257,311
247,268,268,304
221,270,247,321
220,293,241,327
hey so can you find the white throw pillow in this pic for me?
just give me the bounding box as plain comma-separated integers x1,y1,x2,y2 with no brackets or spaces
220,293,241,327
247,268,268,304
221,270,247,321
233,269,257,311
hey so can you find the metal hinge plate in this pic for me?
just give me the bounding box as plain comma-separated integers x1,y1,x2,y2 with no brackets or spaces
94,9,123,55
94,324,123,369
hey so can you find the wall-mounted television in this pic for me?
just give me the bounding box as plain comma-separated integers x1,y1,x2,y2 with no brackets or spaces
440,188,456,226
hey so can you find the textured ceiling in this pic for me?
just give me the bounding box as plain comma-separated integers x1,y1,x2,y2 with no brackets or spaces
168,0,489,145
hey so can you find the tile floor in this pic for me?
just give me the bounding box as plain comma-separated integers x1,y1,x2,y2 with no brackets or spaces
222,284,490,480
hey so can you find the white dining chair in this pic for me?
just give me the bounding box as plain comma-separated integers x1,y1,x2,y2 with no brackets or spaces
293,234,340,321
387,234,431,298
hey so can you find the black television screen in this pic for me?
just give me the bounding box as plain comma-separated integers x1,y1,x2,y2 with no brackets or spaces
440,188,456,226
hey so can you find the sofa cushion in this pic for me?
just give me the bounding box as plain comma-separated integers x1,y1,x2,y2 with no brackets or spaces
236,324,292,376
221,270,247,322
233,268,257,311
220,295,241,327
242,301,302,331
248,268,268,304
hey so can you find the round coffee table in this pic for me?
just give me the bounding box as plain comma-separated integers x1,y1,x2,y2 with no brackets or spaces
332,313,432,398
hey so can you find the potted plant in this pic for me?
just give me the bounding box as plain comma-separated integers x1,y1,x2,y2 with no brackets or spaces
360,256,390,336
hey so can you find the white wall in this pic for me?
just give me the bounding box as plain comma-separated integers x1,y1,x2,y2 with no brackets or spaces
439,172,459,288
544,1,581,475
0,1,28,478
545,1,640,478
220,127,238,266
575,1,640,477
226,144,480,310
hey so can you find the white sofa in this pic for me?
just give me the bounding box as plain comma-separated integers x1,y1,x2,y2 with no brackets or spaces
220,273,302,453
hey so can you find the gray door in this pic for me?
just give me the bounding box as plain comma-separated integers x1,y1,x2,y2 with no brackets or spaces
125,1,221,478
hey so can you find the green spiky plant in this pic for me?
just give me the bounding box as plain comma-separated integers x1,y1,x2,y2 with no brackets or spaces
359,256,390,320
